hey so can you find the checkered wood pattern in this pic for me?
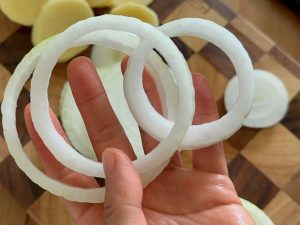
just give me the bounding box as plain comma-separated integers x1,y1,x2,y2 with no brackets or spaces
0,0,299,224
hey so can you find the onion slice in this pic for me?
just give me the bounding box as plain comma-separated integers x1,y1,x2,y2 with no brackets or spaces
225,69,289,128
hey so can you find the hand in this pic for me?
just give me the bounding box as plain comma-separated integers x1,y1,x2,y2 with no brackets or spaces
24,57,255,225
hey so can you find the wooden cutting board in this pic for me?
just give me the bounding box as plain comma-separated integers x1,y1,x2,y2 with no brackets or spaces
0,0,299,224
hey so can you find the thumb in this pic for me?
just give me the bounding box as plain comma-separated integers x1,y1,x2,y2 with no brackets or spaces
102,148,147,225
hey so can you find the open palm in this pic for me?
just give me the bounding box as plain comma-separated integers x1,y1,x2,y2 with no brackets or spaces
25,57,254,225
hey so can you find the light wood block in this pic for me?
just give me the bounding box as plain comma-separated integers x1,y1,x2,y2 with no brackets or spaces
255,54,300,100
164,0,228,52
28,192,75,225
264,191,300,225
0,184,27,225
242,124,300,188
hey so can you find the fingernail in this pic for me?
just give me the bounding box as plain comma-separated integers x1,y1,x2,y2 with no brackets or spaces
102,149,116,175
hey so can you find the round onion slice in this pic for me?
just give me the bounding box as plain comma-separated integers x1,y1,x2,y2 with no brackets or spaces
225,69,289,128
30,15,195,177
123,18,255,150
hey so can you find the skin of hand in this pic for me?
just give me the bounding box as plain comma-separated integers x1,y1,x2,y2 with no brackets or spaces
24,56,255,225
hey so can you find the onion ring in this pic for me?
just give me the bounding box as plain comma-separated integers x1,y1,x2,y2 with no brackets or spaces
124,18,255,150
2,39,106,203
30,15,194,177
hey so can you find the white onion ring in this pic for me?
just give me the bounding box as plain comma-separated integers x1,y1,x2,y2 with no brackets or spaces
30,15,194,178
125,19,255,150
2,39,106,203
1,15,254,203
63,30,178,186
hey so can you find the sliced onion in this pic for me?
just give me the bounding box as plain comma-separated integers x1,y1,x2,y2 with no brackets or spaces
225,69,289,128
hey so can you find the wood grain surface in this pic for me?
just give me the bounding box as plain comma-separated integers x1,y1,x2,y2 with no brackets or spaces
0,0,299,224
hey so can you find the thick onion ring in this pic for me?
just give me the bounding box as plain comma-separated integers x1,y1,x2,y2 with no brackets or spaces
0,31,181,203
1,27,174,202
2,39,106,203
125,19,255,150
30,15,194,178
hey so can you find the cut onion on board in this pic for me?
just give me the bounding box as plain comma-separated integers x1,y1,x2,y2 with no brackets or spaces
225,69,289,128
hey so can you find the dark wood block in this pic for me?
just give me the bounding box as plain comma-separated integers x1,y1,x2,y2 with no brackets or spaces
0,27,32,73
226,24,264,63
284,169,300,205
229,155,279,208
204,0,236,21
228,127,260,151
200,43,235,79
171,37,194,60
0,156,44,209
270,46,300,80
0,88,30,146
282,91,300,139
